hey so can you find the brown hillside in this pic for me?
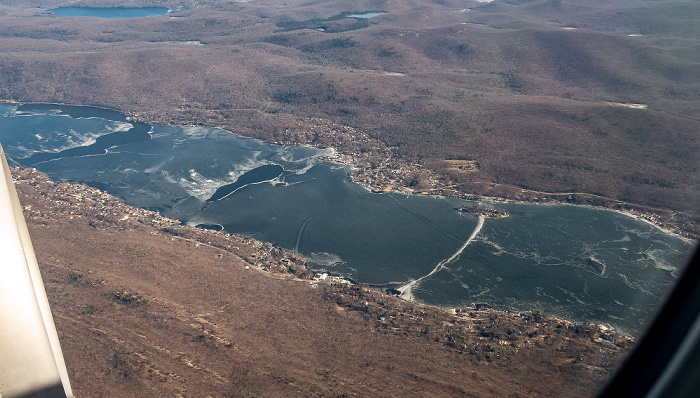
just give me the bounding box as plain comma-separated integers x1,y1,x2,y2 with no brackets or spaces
0,0,697,217
14,167,632,397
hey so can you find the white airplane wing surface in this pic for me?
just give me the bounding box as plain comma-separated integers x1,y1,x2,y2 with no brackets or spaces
0,144,73,398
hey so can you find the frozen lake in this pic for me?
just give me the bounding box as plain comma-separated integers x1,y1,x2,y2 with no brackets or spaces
1,102,694,334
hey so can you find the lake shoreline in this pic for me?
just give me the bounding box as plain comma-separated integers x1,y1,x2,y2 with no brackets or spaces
326,154,697,242
2,99,696,240
1,100,693,335
15,162,632,395
12,163,639,341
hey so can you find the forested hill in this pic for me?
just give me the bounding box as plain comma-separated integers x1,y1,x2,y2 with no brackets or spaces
0,0,698,217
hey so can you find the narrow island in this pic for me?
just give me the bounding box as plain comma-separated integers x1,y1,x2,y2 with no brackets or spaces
458,203,510,218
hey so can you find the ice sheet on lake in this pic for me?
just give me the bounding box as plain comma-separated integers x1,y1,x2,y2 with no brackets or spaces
398,216,484,301
2,104,695,334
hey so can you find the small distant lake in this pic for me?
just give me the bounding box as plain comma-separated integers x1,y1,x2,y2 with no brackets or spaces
49,7,170,19
347,12,385,19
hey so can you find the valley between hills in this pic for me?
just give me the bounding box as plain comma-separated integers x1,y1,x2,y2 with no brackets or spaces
1,0,699,395
1,0,698,236
15,166,631,396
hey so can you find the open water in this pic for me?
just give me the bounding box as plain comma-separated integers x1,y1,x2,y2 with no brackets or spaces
0,103,694,334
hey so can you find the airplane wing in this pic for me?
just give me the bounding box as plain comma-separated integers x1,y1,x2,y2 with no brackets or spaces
0,144,73,398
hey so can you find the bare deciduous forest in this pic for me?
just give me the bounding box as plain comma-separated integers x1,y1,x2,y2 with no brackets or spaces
1,0,698,222
1,0,699,395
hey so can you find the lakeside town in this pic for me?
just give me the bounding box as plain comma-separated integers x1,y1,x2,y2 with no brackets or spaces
260,118,697,239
